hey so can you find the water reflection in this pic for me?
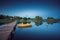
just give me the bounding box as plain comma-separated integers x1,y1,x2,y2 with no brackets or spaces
14,22,60,40
46,21,55,24
23,21,31,24
46,21,57,24
23,22,27,24
14,19,60,40
27,22,31,24
18,20,60,26
35,22,43,26
34,20,58,26
18,21,31,24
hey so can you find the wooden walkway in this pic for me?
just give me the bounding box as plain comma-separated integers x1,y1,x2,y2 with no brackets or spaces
0,21,17,40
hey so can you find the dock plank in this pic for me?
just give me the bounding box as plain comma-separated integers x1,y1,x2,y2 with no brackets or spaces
0,21,17,40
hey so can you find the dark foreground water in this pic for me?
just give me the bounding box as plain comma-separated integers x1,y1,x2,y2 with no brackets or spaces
14,22,60,40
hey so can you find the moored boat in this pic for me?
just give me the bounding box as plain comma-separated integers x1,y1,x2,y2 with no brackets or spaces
18,24,32,28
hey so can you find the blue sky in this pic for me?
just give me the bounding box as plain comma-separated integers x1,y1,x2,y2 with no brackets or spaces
0,0,60,18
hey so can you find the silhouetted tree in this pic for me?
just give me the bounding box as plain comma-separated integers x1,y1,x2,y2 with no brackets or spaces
27,17,31,20
46,17,56,24
35,16,43,22
0,15,5,19
23,17,27,20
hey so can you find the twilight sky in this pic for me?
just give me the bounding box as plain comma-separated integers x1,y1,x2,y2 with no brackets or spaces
0,0,60,18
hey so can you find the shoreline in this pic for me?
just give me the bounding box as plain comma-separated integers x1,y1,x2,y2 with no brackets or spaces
0,20,17,40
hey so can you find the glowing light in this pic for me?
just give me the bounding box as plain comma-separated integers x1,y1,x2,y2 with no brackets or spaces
16,10,38,18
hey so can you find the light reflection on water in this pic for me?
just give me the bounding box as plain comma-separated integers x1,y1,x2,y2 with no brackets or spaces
14,22,60,40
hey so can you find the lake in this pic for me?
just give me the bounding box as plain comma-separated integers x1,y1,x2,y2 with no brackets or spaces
14,22,60,40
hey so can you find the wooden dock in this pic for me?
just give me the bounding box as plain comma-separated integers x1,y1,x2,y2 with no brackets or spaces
0,21,17,40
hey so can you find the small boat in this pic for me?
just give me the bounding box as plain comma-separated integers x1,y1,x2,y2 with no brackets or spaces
18,24,32,28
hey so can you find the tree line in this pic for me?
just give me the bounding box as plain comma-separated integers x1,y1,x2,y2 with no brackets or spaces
0,15,60,24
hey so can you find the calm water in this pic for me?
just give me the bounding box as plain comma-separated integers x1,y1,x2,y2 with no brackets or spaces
14,22,60,40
